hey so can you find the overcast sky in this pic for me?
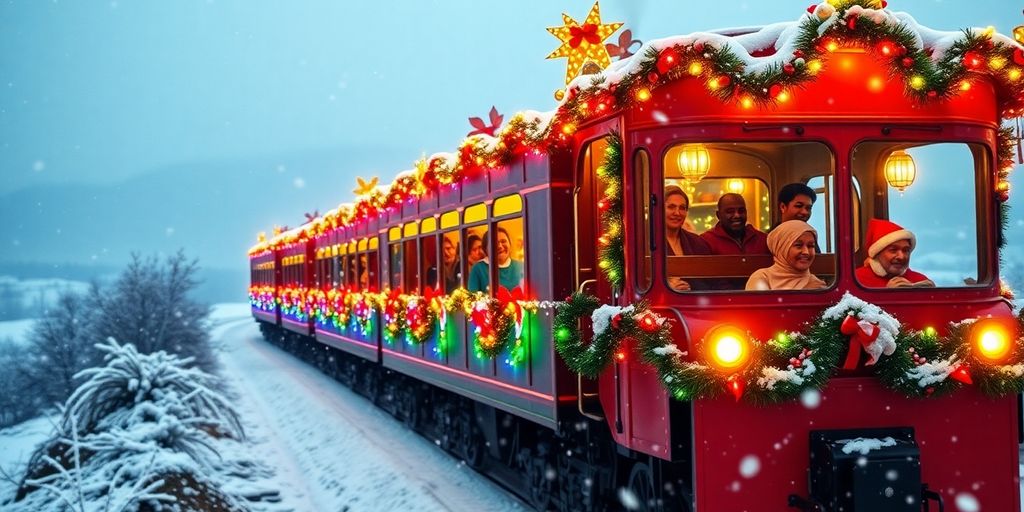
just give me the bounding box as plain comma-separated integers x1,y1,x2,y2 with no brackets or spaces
1,0,1017,197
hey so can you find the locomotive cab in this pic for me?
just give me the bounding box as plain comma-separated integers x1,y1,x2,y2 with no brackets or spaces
582,47,1019,510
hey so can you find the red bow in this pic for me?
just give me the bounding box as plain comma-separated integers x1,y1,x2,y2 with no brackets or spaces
497,286,525,324
840,314,881,370
569,23,600,48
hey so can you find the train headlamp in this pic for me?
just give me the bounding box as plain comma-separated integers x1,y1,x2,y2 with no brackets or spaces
705,325,751,372
971,320,1013,364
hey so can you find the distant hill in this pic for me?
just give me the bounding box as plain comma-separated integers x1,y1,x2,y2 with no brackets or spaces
0,144,415,304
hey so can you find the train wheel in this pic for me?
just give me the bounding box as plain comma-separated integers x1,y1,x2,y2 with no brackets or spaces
461,424,484,469
525,454,554,510
627,462,657,511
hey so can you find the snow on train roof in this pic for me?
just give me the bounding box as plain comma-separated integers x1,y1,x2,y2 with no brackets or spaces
251,1,1024,254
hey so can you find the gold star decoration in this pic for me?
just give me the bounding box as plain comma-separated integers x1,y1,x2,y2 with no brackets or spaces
546,1,623,85
353,176,379,196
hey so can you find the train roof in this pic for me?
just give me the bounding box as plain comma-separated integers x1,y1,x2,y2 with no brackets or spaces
249,1,1024,255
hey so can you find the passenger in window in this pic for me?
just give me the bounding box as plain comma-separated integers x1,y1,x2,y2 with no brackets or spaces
776,183,816,223
359,254,370,290
746,220,825,291
467,228,524,293
442,237,461,293
664,186,711,291
700,193,769,255
855,219,935,288
466,234,486,268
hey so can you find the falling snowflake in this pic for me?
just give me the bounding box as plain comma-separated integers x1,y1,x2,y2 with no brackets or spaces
739,455,760,478
293,177,306,188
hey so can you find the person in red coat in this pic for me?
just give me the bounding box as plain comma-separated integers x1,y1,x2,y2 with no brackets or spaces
700,193,769,255
854,219,935,288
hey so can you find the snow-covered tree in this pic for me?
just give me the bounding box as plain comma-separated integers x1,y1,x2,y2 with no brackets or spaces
0,337,45,427
24,290,101,405
90,251,216,372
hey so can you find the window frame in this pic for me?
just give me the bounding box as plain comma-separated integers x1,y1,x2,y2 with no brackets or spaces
848,139,994,291
657,138,839,295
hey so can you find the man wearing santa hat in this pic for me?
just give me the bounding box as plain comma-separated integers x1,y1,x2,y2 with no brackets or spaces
855,219,935,288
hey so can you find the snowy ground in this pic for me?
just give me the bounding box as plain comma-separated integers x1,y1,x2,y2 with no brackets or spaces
209,305,527,511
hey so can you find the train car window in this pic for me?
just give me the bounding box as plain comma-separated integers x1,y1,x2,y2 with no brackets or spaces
420,233,439,292
492,218,526,293
851,142,990,288
464,226,489,293
464,203,489,293
366,242,379,292
662,141,836,293
403,239,419,292
634,149,653,293
389,242,403,290
440,231,462,293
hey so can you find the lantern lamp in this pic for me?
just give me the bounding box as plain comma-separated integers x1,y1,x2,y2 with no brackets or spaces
884,150,917,193
677,144,711,181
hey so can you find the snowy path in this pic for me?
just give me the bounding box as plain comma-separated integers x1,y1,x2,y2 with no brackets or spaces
213,311,528,512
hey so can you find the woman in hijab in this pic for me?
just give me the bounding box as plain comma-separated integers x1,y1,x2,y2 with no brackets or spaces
745,220,826,291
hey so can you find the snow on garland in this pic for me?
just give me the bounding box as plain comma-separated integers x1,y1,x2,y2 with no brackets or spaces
555,291,1024,403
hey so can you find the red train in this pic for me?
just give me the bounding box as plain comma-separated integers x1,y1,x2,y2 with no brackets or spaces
249,3,1024,510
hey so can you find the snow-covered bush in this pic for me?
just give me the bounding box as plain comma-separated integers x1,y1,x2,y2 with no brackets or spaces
10,338,246,511
0,337,46,427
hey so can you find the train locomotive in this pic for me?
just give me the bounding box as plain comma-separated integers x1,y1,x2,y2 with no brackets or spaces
248,2,1024,510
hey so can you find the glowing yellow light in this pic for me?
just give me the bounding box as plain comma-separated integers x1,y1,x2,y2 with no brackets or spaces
826,40,839,52
884,150,916,193
989,56,1007,71
636,88,652,102
707,78,720,91
868,76,884,92
959,81,972,92
688,61,703,76
726,179,744,194
982,26,995,38
740,96,754,109
909,75,926,90
546,2,624,84
676,144,712,181
561,123,576,135
973,321,1012,364
706,326,751,371
1015,25,1024,43
807,60,823,74
1010,69,1022,82
776,90,790,103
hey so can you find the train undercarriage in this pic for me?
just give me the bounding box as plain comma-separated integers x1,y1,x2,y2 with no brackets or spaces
257,322,694,511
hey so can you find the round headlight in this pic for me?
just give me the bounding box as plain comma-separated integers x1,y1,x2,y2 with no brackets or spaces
972,319,1013,364
705,325,751,372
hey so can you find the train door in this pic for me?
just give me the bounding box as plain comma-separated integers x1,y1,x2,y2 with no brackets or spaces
574,125,621,424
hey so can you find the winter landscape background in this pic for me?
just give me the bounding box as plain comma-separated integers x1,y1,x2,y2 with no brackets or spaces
2,0,1024,510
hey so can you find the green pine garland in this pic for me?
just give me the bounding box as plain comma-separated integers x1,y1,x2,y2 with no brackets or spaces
555,291,1024,403
555,0,1024,130
553,292,631,377
597,132,625,288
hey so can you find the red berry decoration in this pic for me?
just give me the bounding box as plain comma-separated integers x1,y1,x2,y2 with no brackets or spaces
847,16,857,30
656,47,681,74
647,71,659,84
693,41,705,53
794,49,805,59
783,63,796,75
901,57,914,68
769,83,783,99
881,0,887,7
1014,48,1024,66
962,50,983,70
807,4,816,14
927,90,938,98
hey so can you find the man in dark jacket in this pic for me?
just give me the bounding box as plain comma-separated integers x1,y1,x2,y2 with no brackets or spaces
700,193,769,255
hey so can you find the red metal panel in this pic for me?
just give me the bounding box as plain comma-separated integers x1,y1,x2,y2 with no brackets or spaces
692,379,1019,512
627,50,998,128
